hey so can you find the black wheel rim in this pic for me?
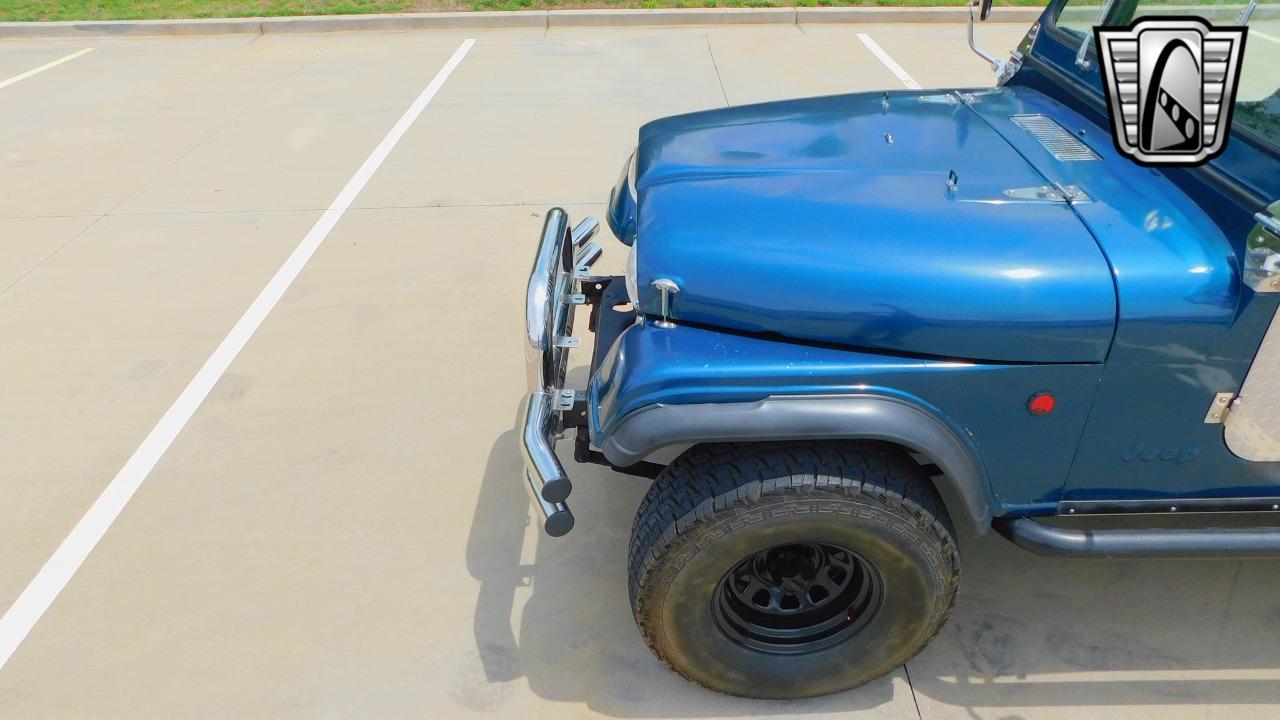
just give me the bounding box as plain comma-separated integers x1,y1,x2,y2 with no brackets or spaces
712,542,884,655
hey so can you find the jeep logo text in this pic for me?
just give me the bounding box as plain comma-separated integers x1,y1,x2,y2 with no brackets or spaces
1121,440,1199,465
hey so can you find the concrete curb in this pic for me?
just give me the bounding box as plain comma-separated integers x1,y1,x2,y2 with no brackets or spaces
798,6,1040,22
0,7,1043,37
548,7,798,26
264,11,546,33
0,18,261,37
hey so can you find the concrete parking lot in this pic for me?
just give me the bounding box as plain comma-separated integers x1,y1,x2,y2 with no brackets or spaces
2,19,1280,719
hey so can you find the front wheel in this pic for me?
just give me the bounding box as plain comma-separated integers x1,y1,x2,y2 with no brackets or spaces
627,442,960,699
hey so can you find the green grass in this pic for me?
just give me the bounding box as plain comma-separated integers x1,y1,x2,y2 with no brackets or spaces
464,0,1042,10
0,0,1044,20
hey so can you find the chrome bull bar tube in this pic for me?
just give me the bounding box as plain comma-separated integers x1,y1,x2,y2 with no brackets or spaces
521,207,601,536
522,394,574,537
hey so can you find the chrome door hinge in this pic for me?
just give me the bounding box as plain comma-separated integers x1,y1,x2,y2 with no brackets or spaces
1204,392,1238,424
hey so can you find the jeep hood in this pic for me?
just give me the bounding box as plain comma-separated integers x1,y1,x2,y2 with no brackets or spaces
623,89,1118,363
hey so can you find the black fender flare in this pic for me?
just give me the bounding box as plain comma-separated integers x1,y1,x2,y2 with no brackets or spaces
598,394,993,533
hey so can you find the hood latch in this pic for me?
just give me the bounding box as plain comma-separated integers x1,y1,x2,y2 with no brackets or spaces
1002,184,1091,204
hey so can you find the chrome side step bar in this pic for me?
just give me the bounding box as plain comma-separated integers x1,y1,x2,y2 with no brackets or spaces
997,518,1280,559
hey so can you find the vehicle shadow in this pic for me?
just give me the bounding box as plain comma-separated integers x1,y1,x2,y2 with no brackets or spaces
467,400,1280,718
464,406,898,717
909,522,1280,714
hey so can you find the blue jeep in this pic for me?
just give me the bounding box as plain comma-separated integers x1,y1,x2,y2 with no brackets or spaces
522,0,1280,699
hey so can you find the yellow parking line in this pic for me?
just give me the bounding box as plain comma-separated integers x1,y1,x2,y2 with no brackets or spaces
0,48,94,91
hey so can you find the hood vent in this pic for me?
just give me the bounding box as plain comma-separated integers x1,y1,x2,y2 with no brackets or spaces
1011,114,1100,162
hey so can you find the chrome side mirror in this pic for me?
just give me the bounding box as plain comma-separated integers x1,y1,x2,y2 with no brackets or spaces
967,0,1004,74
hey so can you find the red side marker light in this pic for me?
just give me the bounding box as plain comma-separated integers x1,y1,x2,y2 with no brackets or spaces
1028,392,1056,416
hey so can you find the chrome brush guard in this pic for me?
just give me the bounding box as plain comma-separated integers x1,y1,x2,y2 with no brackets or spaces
522,208,601,537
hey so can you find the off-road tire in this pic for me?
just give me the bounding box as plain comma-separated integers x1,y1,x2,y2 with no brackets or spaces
627,442,960,699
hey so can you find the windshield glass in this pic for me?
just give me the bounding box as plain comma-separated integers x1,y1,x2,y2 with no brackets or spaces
1057,0,1109,41
1122,0,1280,147
1052,0,1280,147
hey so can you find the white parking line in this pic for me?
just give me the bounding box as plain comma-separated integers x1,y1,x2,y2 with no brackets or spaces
857,33,922,90
0,48,94,91
1254,29,1280,45
0,37,476,673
